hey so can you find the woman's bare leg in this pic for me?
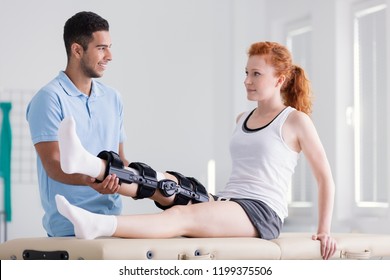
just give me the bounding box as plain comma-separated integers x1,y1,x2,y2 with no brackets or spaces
115,201,258,238
56,194,258,239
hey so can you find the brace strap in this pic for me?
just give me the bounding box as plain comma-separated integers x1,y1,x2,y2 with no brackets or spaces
96,155,167,199
164,171,209,205
129,162,159,199
96,150,124,183
104,162,161,199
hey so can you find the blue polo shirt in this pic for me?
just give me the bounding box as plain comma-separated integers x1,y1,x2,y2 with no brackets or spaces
26,71,126,237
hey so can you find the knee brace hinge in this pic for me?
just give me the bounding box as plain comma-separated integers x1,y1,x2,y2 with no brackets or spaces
162,171,209,205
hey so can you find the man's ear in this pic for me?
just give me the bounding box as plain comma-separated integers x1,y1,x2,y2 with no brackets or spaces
71,42,83,59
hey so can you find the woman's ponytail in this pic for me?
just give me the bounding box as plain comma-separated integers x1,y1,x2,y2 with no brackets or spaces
281,65,312,115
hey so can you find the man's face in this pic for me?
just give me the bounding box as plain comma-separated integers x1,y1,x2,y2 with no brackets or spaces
80,31,112,78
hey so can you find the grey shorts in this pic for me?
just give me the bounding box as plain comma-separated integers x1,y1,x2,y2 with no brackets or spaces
213,195,283,240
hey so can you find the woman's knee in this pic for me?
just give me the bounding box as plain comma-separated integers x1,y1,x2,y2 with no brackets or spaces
163,204,199,232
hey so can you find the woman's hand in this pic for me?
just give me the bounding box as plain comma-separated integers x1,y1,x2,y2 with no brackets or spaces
312,233,337,260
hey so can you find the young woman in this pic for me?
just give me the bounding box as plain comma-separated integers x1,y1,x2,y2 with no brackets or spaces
55,41,337,259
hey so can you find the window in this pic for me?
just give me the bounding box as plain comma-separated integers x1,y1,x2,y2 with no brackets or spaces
353,2,388,208
286,21,315,209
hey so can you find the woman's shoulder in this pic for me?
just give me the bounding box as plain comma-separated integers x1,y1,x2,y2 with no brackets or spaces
284,108,316,136
287,108,312,124
235,112,245,123
235,109,254,124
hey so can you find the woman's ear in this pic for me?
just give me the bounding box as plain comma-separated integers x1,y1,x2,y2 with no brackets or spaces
276,75,286,87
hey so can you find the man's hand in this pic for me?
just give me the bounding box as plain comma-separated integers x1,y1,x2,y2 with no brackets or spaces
85,174,120,194
312,233,337,260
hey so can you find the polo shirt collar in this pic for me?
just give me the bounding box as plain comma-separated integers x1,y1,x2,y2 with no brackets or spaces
58,71,102,98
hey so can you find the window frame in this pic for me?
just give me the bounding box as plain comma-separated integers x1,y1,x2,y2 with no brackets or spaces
352,0,389,211
284,18,317,220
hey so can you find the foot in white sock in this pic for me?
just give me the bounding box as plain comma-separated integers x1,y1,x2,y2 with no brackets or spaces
55,194,117,239
58,116,103,178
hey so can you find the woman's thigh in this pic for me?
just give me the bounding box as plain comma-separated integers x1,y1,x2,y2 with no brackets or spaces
178,200,258,238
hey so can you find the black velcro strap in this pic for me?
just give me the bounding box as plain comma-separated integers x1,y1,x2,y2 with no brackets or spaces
166,171,196,206
186,177,209,203
154,172,209,210
96,150,124,180
129,162,157,199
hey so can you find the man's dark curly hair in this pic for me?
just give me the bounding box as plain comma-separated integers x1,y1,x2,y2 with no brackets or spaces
63,11,109,59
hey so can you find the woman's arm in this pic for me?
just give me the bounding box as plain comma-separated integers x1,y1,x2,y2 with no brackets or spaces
285,111,337,259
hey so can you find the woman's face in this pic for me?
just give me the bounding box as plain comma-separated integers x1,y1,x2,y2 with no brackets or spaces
244,55,281,102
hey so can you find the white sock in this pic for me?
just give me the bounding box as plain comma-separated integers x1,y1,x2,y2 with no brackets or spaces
55,194,117,239
58,116,103,178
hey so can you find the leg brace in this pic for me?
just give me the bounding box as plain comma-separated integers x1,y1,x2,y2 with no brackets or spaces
97,151,209,208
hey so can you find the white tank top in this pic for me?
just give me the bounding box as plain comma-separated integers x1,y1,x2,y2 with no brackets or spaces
218,106,299,221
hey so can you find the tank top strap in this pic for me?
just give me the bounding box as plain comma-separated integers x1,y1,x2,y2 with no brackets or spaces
271,106,296,129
